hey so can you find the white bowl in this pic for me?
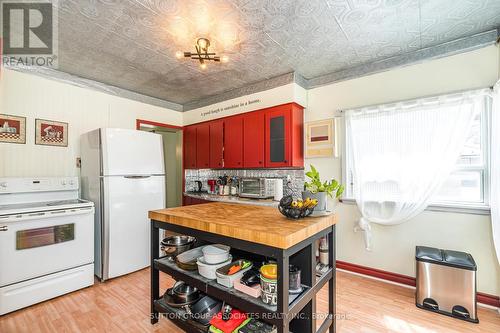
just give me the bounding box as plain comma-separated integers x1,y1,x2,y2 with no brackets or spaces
196,255,232,280
202,244,230,264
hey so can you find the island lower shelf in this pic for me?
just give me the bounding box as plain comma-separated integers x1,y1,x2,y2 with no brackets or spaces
154,257,333,323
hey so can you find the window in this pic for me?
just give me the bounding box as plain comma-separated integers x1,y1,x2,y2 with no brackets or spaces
344,95,491,212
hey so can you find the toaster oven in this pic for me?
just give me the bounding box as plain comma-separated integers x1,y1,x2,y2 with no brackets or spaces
239,178,276,199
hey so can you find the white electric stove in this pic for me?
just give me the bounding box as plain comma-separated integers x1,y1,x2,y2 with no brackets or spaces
0,177,95,315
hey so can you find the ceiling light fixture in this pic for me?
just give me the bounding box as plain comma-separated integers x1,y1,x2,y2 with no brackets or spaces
177,38,228,69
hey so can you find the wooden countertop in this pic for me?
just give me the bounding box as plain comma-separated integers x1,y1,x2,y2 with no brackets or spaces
149,202,336,249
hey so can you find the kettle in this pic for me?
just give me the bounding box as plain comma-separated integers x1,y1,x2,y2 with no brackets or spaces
195,181,202,192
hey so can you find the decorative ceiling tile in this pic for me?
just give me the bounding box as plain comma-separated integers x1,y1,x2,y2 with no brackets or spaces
18,0,500,107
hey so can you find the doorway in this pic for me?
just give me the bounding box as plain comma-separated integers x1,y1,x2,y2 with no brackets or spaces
137,120,183,208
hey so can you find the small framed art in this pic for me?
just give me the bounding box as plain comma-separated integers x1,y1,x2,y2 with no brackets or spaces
35,119,68,147
0,114,26,144
305,119,337,158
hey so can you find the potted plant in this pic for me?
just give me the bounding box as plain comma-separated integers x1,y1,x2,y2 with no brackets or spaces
303,165,344,212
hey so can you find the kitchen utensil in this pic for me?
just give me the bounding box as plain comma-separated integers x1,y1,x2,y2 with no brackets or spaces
163,287,200,308
175,246,205,271
234,278,261,298
172,281,200,303
216,260,253,288
223,185,230,196
161,236,196,257
190,295,222,326
260,264,277,280
222,303,232,321
289,265,303,294
240,268,260,287
197,255,232,280
202,244,231,264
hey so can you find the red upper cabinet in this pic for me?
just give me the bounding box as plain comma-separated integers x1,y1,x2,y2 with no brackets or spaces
265,103,303,168
224,116,244,168
196,123,210,168
243,111,265,168
209,120,224,169
184,125,197,169
183,103,303,170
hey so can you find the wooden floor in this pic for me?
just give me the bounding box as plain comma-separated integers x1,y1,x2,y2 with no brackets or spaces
1,269,498,333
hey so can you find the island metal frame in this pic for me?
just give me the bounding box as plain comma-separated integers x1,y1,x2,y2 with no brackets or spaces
150,219,336,333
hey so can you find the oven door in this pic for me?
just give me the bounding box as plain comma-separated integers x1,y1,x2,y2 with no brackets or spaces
0,207,94,287
239,179,264,198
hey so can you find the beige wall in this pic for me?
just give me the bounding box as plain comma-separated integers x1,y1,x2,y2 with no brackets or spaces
305,45,500,295
0,69,183,177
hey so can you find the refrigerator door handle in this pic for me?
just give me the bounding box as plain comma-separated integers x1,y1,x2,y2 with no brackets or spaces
123,175,152,179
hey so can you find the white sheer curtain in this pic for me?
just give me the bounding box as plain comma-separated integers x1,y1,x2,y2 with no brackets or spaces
346,90,485,250
491,82,500,265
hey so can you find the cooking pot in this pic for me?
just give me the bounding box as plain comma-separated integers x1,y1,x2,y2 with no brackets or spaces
190,295,222,326
161,235,196,257
171,281,200,304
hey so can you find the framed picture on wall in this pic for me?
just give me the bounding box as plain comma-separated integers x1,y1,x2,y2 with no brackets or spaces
305,119,337,158
0,114,26,144
35,119,68,147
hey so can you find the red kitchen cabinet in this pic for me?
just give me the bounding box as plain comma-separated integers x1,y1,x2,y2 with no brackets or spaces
196,123,210,168
265,103,303,168
243,111,265,168
209,120,224,168
224,116,244,168
184,125,197,169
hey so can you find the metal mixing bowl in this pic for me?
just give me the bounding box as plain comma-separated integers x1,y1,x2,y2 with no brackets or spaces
161,235,196,257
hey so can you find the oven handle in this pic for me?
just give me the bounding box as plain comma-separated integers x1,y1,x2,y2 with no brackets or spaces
0,207,94,223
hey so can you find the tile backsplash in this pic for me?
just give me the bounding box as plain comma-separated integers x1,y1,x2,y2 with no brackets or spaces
185,169,305,198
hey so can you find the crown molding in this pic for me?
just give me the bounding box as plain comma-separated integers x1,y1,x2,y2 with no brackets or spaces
4,65,184,112
306,29,499,89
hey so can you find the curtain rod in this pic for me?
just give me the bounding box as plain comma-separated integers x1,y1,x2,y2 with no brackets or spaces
336,86,493,113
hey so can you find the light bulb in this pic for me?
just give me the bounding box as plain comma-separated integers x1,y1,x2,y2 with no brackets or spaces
196,38,210,51
200,63,207,70
221,55,229,63
175,51,183,59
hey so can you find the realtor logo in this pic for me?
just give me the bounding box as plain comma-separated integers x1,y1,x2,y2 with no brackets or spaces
1,0,58,67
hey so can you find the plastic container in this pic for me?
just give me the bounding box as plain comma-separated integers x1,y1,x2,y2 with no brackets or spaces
260,264,277,280
197,255,232,280
234,278,261,298
215,260,253,288
176,246,205,271
202,244,231,264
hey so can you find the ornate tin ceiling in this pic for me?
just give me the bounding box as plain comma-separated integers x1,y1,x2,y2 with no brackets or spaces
45,0,500,108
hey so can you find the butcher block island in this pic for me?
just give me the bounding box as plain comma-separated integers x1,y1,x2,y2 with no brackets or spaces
149,202,337,333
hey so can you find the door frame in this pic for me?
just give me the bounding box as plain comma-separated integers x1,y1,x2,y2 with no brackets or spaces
136,119,185,207
136,119,183,131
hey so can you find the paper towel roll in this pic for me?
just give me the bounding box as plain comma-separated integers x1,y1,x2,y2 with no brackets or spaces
274,179,284,201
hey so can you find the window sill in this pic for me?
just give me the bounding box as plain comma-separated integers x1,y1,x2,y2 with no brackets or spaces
339,198,490,215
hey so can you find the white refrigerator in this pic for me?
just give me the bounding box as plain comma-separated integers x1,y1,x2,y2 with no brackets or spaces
80,128,165,281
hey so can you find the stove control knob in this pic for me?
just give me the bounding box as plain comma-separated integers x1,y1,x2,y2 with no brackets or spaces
0,182,7,188
61,180,67,186
69,179,75,185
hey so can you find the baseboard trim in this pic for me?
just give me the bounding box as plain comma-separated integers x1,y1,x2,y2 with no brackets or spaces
336,260,500,308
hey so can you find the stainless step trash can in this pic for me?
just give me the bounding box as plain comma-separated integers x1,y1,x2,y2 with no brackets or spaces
415,246,478,323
